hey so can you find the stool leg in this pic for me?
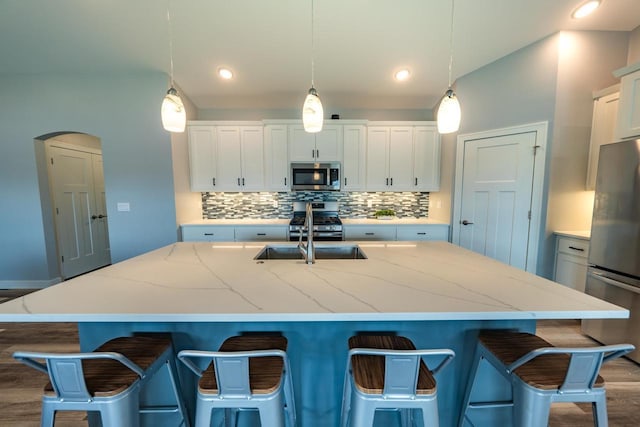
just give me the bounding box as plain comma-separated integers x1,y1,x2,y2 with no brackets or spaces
592,392,609,427
340,377,353,427
512,384,550,427
258,394,285,427
195,400,213,427
40,402,55,427
100,391,140,427
350,398,375,427
166,356,191,427
421,399,440,427
458,344,482,427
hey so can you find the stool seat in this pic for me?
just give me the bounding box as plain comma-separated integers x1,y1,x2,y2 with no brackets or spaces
198,335,287,395
349,335,436,395
479,330,604,391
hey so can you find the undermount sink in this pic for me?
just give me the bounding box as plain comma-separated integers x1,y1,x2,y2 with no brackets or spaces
254,244,368,260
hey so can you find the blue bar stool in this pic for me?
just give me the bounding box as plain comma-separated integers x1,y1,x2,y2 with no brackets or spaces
459,330,634,427
178,335,295,427
340,335,455,427
13,334,190,427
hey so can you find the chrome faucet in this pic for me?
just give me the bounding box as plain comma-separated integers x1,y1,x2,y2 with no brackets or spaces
298,202,315,264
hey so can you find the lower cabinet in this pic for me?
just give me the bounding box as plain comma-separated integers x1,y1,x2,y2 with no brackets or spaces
554,236,590,292
344,225,397,241
181,224,288,242
396,225,449,241
344,224,450,242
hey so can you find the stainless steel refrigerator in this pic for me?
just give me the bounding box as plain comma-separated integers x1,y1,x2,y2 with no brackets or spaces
582,139,640,363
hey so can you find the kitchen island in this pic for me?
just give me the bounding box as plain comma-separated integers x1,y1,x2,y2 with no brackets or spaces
0,241,627,426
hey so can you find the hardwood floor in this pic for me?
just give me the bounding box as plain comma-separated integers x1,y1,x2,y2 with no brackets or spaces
1,292,639,426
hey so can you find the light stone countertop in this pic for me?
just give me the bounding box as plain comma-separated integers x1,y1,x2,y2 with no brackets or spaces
555,230,591,240
0,241,624,322
341,218,449,226
181,219,290,226
181,218,449,226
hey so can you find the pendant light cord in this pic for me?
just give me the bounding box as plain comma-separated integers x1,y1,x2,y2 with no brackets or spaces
311,0,315,88
447,0,455,89
167,0,175,87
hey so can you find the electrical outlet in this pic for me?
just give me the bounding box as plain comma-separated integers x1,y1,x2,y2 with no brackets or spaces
367,200,373,208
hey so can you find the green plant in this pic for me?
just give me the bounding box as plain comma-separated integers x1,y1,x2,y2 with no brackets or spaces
374,209,396,217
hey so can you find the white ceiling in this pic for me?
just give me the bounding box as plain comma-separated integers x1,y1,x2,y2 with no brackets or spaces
2,0,639,111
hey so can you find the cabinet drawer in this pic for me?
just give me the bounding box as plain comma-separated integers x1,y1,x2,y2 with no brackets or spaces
181,226,235,242
557,237,589,259
396,225,449,241
235,226,287,242
344,225,396,241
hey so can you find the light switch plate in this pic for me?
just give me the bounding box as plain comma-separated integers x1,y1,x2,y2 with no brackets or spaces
117,202,130,212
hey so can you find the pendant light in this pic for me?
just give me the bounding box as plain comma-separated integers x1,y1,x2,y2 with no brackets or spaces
161,0,186,133
437,0,461,134
302,0,323,133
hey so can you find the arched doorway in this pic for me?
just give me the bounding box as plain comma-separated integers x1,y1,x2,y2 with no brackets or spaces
35,132,111,280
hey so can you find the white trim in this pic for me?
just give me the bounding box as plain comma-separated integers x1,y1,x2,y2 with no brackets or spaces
0,278,61,290
452,121,548,274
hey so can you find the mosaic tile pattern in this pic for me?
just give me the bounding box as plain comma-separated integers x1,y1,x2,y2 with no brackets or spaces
202,191,429,219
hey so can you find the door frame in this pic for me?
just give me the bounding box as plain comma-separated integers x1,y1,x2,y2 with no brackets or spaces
451,121,548,273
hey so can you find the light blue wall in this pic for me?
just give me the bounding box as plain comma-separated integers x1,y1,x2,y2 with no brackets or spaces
0,73,177,283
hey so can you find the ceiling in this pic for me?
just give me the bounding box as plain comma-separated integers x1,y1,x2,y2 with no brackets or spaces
2,0,639,112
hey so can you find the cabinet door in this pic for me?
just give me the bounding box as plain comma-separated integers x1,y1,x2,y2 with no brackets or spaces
413,126,441,191
181,225,235,242
216,127,243,191
239,126,265,191
235,226,287,241
555,253,588,292
315,125,343,161
587,91,619,190
366,127,390,191
344,225,396,241
289,125,317,161
388,127,414,191
188,126,217,191
264,125,289,191
615,68,640,140
342,125,366,191
396,225,449,241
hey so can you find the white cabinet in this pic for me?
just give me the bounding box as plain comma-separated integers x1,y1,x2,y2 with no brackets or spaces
614,63,640,140
554,235,589,292
366,124,440,192
216,126,265,192
181,225,235,242
344,224,397,241
264,125,289,191
234,226,287,242
396,225,449,241
289,124,343,162
587,87,619,190
342,125,367,191
188,126,217,191
413,126,441,191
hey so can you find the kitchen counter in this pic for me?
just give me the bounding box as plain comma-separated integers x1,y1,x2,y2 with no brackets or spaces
342,217,448,225
554,230,591,240
181,218,290,226
0,241,621,322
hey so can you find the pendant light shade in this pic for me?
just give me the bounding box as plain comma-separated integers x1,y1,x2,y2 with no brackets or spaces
161,87,186,133
436,89,461,134
303,87,323,133
437,0,461,134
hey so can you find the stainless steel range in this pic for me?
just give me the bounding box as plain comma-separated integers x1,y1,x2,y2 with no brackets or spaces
289,201,343,241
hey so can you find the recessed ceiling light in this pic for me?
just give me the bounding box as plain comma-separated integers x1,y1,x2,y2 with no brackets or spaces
394,69,411,81
571,0,601,19
218,68,233,80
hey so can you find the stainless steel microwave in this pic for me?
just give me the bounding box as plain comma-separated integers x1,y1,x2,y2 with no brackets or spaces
290,162,341,191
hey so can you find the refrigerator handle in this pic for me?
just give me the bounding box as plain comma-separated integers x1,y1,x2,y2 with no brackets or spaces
590,270,640,295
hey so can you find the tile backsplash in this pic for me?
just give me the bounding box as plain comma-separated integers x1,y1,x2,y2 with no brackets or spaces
202,191,429,219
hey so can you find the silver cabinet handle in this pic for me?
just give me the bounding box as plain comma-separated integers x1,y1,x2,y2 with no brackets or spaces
461,220,474,225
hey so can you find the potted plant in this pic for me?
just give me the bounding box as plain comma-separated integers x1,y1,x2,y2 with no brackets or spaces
374,209,396,220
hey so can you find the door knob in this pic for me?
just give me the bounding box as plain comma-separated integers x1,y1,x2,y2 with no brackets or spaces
461,220,474,225
91,215,98,220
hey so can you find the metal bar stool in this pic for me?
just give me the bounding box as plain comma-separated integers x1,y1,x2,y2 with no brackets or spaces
340,335,455,427
13,334,190,427
459,330,634,427
178,335,295,427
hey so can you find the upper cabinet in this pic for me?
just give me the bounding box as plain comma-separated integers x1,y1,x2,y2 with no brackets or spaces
187,122,264,192
587,86,619,190
288,124,343,162
366,123,440,192
614,62,640,140
342,125,367,191
264,124,289,191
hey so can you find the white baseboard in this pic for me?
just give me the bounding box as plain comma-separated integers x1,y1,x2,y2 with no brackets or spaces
0,278,62,290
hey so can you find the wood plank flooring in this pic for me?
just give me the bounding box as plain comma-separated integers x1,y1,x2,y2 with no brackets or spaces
1,293,639,426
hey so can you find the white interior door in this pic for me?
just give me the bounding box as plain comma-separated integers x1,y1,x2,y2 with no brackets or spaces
49,145,111,279
455,131,538,270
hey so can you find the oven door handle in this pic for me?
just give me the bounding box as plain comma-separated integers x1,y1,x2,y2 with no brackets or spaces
589,270,640,295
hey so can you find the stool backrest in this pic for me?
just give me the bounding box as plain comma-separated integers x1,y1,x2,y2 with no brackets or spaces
178,349,289,398
506,344,635,393
348,348,455,398
13,351,144,401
